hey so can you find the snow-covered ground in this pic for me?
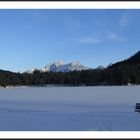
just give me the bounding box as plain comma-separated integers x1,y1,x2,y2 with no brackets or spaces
0,86,140,131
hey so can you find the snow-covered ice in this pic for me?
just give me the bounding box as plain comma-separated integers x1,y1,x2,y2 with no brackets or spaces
0,86,140,131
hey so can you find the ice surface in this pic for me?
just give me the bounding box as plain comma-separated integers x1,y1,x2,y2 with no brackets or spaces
0,86,139,130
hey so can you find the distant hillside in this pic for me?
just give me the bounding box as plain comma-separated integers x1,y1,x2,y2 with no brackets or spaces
108,50,140,69
126,50,140,64
104,50,140,85
0,70,22,87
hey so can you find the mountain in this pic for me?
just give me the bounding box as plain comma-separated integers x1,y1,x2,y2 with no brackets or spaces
96,65,105,70
0,50,140,87
108,50,140,69
42,61,64,72
25,61,89,73
104,50,140,85
124,50,140,64
107,63,113,68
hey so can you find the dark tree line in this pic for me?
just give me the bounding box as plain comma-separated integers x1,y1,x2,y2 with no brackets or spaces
0,50,140,87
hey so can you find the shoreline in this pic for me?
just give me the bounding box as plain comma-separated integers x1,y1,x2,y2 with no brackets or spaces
0,84,140,89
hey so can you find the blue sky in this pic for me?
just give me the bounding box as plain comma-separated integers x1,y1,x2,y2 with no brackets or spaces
0,9,140,72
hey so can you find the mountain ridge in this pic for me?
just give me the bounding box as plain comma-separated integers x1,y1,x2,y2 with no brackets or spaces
0,50,139,86
25,61,89,73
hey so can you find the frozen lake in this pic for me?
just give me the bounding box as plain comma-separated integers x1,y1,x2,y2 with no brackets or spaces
0,86,140,131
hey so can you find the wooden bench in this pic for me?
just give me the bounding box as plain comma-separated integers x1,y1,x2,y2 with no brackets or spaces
135,103,140,113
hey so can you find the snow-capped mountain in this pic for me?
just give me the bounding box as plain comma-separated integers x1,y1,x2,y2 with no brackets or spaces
25,61,89,73
55,61,88,72
42,61,64,72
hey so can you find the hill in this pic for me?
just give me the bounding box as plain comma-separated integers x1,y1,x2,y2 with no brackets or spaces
104,50,140,85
